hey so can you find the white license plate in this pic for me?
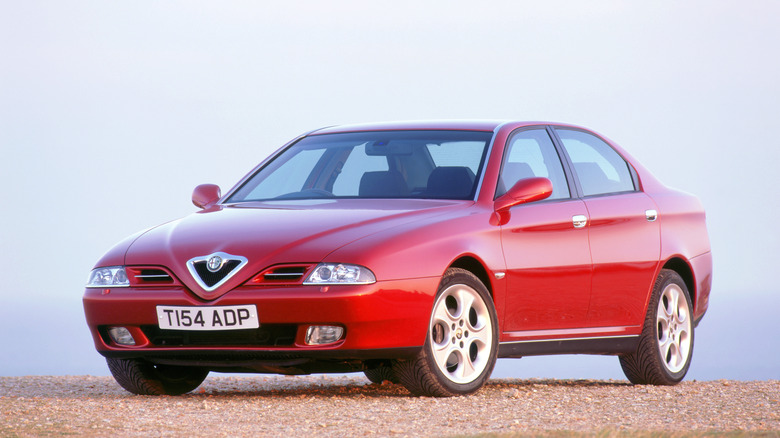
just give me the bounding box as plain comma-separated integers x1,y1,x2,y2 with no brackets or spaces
156,305,259,331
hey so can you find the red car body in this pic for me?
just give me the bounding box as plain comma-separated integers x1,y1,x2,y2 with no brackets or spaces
83,121,711,395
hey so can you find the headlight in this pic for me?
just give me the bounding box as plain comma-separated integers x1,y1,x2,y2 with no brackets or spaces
303,263,376,285
86,266,130,288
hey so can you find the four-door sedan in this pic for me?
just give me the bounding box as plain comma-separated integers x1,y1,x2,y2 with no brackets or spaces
83,120,712,396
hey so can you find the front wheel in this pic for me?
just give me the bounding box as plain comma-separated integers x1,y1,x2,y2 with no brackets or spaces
106,357,209,395
394,268,498,396
364,366,399,384
619,269,694,385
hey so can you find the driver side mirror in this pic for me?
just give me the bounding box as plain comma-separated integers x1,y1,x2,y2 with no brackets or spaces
494,177,553,212
192,184,221,209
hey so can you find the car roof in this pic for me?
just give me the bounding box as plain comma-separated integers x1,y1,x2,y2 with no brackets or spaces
309,120,548,135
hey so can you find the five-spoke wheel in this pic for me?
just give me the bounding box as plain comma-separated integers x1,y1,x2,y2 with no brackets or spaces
656,280,692,374
429,282,494,384
394,268,498,396
619,269,694,385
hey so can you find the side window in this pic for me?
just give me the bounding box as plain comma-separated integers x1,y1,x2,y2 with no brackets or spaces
497,129,570,200
556,129,635,196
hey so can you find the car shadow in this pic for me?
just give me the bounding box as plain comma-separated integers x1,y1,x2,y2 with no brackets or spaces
485,378,632,389
176,376,632,399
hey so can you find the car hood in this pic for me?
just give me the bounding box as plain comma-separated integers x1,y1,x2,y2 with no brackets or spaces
124,199,469,299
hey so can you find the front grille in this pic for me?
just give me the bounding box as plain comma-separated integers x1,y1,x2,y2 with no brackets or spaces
139,324,297,347
192,260,241,288
129,268,174,285
126,267,179,286
263,266,308,282
245,264,313,286
147,352,308,363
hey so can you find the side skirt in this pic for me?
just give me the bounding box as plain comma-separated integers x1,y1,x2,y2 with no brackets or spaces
498,335,639,358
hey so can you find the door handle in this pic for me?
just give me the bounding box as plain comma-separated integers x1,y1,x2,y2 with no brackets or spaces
645,209,658,222
572,214,588,228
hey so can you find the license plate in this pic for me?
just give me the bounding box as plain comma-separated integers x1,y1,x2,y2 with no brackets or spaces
156,305,259,331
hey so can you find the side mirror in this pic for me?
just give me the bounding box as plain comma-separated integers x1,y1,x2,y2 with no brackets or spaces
494,177,553,212
192,184,221,209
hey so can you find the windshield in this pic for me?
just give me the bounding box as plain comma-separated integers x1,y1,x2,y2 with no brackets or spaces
226,130,494,202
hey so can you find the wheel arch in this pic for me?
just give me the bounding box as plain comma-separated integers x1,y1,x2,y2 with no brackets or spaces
661,257,695,309
448,255,494,298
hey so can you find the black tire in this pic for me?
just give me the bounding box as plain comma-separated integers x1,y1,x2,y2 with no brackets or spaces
619,269,694,385
393,268,498,396
106,357,209,395
364,366,399,384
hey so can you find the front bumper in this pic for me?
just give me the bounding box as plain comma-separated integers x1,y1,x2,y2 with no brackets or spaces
83,277,438,370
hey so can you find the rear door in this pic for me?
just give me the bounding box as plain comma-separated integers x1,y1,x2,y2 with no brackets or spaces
553,128,661,328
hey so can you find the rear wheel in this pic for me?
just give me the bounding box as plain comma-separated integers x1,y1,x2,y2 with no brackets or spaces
106,357,208,395
394,268,498,396
619,269,694,385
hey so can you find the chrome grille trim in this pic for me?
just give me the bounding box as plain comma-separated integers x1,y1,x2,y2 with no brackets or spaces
186,252,248,292
261,266,308,282
134,274,172,279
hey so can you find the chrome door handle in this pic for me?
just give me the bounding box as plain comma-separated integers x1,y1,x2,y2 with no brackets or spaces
645,209,658,222
572,214,588,228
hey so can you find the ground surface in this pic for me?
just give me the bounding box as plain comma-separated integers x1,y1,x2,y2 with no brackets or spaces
0,375,777,437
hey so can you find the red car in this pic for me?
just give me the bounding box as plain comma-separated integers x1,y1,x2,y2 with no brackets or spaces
83,121,712,396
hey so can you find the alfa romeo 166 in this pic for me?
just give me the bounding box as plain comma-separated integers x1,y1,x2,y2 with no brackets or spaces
83,121,712,396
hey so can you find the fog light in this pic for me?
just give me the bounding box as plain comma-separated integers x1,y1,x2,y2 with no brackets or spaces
305,325,344,345
108,327,136,346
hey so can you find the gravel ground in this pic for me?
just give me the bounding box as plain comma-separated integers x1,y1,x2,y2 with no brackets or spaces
0,375,777,437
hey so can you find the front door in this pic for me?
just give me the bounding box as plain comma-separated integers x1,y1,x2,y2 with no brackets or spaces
499,128,593,333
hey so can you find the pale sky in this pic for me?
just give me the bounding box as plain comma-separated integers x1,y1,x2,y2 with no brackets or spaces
1,1,778,378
